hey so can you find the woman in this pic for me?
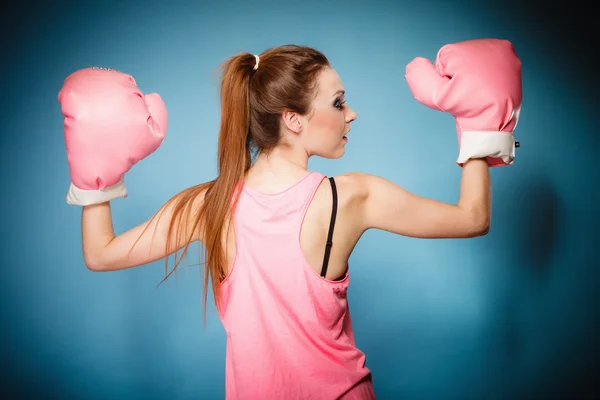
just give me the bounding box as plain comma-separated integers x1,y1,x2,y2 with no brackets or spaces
80,45,491,399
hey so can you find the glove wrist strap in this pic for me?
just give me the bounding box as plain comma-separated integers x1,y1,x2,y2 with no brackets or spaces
456,130,516,166
66,178,128,206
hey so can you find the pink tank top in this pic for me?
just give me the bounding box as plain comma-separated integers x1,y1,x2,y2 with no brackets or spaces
218,171,376,399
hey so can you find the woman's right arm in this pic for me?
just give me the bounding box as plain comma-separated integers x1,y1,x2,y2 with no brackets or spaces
82,193,203,272
356,158,491,238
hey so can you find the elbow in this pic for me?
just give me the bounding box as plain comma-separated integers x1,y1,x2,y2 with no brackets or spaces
472,215,490,237
461,202,490,237
458,206,490,237
83,254,107,272
475,221,490,237
85,260,105,272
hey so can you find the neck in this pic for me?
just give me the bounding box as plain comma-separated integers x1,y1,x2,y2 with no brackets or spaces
247,145,310,185
254,144,309,172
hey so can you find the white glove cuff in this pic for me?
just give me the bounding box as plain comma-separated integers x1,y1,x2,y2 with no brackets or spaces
456,131,516,166
66,178,128,206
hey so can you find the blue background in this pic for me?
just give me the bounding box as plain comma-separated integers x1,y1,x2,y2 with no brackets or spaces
2,0,597,398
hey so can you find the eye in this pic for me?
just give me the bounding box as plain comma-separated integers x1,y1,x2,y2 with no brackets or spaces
334,97,346,110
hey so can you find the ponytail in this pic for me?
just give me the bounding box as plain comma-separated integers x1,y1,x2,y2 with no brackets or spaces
200,54,254,307
156,53,255,320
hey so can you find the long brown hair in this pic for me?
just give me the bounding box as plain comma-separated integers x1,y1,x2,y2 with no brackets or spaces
146,45,331,318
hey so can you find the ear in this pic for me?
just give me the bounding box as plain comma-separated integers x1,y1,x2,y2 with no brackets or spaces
281,110,303,134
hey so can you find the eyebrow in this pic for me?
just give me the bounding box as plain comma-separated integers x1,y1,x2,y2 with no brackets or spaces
332,90,345,97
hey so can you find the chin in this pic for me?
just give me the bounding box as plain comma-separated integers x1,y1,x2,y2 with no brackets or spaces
311,141,346,159
323,148,346,160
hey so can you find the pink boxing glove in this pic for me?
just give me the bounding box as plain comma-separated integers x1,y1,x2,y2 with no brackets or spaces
405,39,522,167
58,67,168,205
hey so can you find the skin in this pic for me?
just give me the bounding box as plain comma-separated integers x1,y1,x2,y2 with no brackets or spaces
82,66,491,278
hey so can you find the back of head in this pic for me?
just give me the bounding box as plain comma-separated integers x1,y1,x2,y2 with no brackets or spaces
219,44,330,170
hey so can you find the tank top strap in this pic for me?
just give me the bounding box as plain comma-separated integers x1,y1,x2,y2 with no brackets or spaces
297,171,327,217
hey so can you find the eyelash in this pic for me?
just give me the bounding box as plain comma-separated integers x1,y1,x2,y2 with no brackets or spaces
334,97,346,110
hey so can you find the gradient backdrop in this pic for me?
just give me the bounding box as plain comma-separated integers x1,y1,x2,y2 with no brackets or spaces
2,0,597,398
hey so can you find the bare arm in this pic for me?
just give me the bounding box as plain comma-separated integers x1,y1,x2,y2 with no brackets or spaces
82,193,203,272
358,158,491,238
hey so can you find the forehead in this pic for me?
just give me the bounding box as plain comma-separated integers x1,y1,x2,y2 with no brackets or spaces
316,67,344,95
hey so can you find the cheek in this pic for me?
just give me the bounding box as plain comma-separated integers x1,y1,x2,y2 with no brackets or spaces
309,110,344,136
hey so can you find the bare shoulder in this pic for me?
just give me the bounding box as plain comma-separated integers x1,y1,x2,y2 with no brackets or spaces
323,172,372,235
304,171,370,233
329,171,371,204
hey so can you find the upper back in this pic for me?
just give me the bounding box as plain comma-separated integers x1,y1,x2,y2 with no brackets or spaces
219,171,367,283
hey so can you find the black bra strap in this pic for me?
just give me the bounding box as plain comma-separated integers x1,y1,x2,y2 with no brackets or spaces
320,177,338,278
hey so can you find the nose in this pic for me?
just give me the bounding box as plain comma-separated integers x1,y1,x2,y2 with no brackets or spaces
346,105,357,123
